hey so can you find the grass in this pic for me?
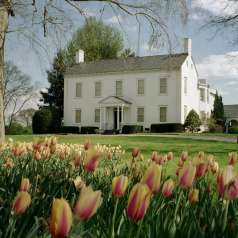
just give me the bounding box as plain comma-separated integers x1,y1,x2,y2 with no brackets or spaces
7,134,238,174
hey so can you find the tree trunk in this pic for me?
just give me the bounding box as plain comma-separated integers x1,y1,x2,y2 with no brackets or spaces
0,1,10,143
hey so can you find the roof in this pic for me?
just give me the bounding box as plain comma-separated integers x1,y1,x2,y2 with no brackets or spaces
224,105,238,119
65,53,188,75
99,96,132,105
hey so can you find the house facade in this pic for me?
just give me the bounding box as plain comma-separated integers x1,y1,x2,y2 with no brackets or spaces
64,39,215,132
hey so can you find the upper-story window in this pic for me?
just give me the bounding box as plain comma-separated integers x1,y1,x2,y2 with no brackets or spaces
76,82,82,97
116,80,123,96
95,81,101,97
160,78,167,94
200,88,205,102
160,106,167,122
184,77,188,95
137,107,144,123
75,109,81,123
95,108,100,123
137,79,145,95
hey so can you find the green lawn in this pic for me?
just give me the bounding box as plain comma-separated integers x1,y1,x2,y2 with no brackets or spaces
7,134,238,174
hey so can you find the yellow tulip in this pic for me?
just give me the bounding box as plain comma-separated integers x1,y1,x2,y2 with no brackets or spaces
12,191,31,215
178,162,196,189
112,175,129,197
188,189,199,203
20,178,31,192
162,179,175,198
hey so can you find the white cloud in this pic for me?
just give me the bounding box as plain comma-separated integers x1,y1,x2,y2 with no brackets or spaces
191,0,238,19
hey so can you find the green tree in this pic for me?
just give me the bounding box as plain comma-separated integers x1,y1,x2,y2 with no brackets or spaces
211,92,224,121
184,109,201,133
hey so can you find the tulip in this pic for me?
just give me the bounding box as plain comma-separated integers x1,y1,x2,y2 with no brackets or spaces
211,161,219,174
127,183,151,222
178,162,196,189
151,151,158,162
195,162,207,178
167,152,173,161
84,150,100,172
181,151,188,162
74,186,102,220
132,148,140,159
50,198,72,238
84,141,91,151
141,162,162,193
188,189,199,203
112,175,129,197
228,152,237,166
12,191,31,215
73,176,85,191
162,179,175,198
225,177,238,200
20,178,31,192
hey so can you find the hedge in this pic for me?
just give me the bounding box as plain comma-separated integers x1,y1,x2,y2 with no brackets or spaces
121,125,143,134
80,127,99,134
229,126,238,134
32,109,52,134
150,123,184,133
60,126,80,134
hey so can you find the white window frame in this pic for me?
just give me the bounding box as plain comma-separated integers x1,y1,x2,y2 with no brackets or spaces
137,79,145,96
159,106,167,123
75,109,81,124
137,107,144,123
95,81,102,97
159,78,168,95
75,82,82,98
95,108,100,123
115,80,123,97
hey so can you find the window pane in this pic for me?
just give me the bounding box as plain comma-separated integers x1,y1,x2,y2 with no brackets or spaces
137,107,144,122
75,109,81,123
138,79,144,95
160,78,167,94
76,83,82,97
95,82,101,97
95,109,100,123
116,81,122,96
200,89,205,102
160,107,167,122
184,77,187,94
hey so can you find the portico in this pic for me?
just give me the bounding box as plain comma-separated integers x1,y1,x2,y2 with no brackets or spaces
99,96,131,131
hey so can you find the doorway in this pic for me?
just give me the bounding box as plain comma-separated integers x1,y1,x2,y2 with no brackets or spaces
113,108,121,130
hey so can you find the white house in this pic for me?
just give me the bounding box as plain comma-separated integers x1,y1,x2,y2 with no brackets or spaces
64,38,216,132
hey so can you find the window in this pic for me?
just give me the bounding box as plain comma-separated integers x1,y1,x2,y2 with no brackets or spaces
76,82,82,97
160,106,167,122
116,80,123,96
137,107,144,123
95,81,101,97
200,88,205,102
184,77,188,95
75,109,81,123
95,108,100,123
137,79,144,95
184,105,188,120
160,78,167,94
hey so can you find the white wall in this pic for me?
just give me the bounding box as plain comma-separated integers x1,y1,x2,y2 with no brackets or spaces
64,69,182,129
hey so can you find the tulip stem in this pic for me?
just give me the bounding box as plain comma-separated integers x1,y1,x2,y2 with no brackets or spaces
110,198,119,238
222,200,229,233
173,190,182,225
135,220,143,238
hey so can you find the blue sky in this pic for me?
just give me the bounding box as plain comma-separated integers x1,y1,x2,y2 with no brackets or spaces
5,0,238,105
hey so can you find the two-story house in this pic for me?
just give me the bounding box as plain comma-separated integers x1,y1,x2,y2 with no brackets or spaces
64,38,215,132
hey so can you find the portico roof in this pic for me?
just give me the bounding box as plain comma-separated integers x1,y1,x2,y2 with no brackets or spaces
99,96,132,105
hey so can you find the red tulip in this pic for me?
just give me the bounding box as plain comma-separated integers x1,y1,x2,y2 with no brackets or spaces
12,191,31,215
127,183,151,222
225,177,238,200
112,175,129,197
132,148,140,159
162,179,175,198
50,198,72,238
178,162,196,189
84,150,100,172
195,162,207,178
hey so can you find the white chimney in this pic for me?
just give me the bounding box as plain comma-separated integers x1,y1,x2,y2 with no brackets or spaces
183,38,192,56
75,49,84,64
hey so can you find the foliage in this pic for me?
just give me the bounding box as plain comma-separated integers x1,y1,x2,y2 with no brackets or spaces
0,137,238,237
151,123,184,133
60,126,80,134
80,127,99,134
212,92,224,121
184,110,201,132
122,125,143,134
208,118,224,133
32,108,52,134
5,122,32,135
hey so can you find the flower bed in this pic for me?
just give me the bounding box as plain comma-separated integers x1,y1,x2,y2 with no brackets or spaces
0,137,237,237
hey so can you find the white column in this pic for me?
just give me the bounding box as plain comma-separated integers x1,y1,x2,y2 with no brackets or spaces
121,104,124,125
117,104,120,130
104,107,106,130
99,104,102,130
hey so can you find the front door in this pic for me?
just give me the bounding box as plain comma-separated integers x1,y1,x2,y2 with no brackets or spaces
113,108,121,130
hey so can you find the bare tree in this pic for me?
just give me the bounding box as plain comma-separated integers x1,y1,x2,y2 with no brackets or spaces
13,108,36,127
0,0,187,142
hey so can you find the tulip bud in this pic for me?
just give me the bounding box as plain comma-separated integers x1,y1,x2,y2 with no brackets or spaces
181,151,188,162
188,189,199,203
132,148,140,159
211,161,219,174
84,150,100,172
178,162,196,189
151,151,158,162
73,176,85,191
20,178,31,192
84,141,91,151
34,151,41,161
127,183,151,222
12,191,31,215
228,152,237,166
162,179,175,198
74,186,102,220
225,177,238,200
112,175,129,197
167,152,173,161
141,162,162,193
50,198,72,238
